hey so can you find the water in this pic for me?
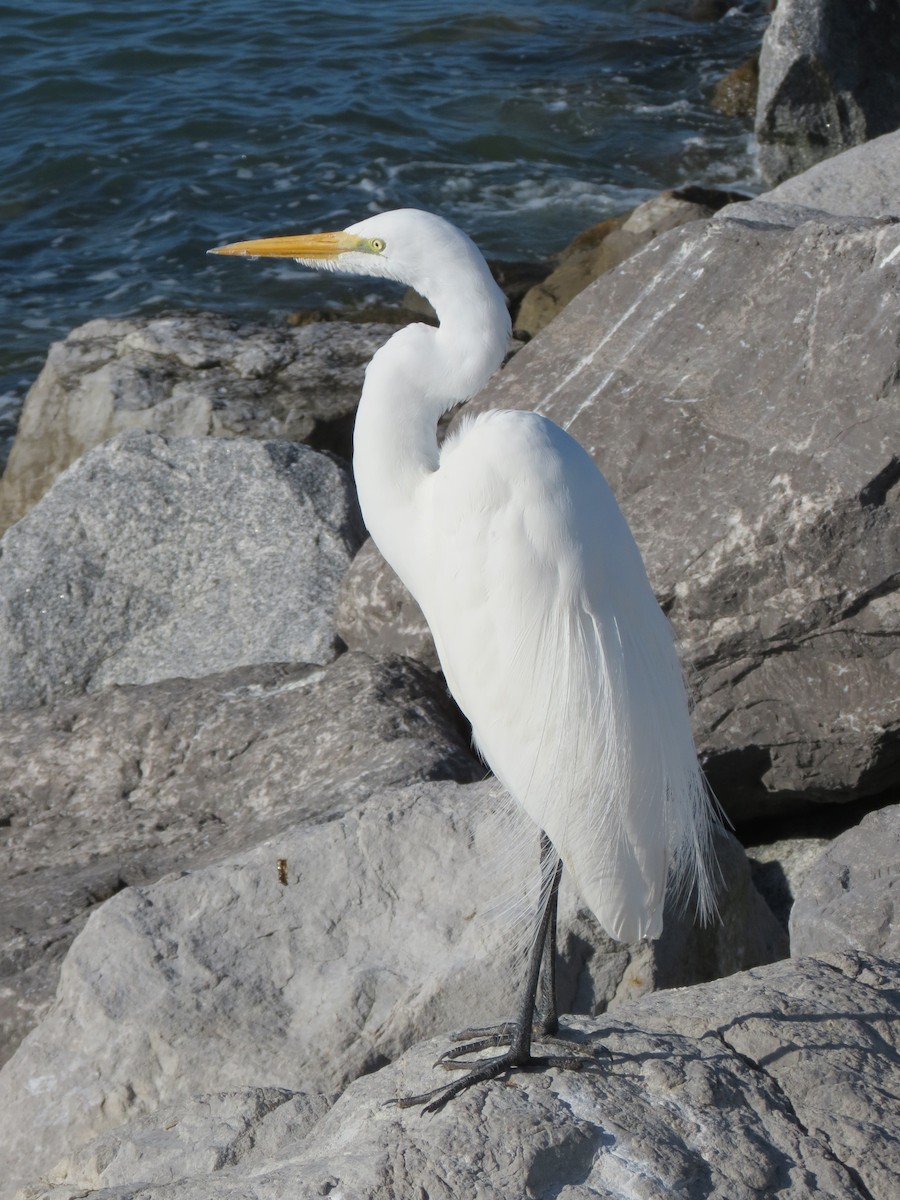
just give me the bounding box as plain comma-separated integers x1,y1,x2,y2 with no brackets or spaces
0,1,767,456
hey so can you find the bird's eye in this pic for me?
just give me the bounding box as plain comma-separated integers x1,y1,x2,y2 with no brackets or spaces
370,238,386,253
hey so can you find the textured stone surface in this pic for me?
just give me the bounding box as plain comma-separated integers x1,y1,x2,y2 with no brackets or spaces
20,954,896,1200
515,190,717,337
24,1089,332,1194
338,206,900,823
638,952,900,1200
762,127,900,217
0,313,393,533
790,803,900,959
0,431,364,708
336,536,441,668
756,0,900,184
0,781,783,1196
0,653,481,1065
745,833,831,932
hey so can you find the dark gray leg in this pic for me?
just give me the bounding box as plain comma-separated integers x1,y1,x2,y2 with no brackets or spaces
536,832,562,1036
392,833,582,1113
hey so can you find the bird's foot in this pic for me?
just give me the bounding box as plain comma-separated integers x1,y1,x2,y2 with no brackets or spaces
390,1044,583,1114
439,1016,564,1061
387,1027,590,1114
436,1031,585,1069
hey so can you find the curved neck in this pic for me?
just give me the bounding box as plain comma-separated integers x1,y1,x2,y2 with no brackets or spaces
352,267,510,589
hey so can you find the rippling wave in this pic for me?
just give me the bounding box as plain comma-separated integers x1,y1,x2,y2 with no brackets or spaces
0,0,767,448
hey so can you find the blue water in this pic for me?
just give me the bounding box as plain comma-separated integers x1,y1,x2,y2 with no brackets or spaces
0,1,767,455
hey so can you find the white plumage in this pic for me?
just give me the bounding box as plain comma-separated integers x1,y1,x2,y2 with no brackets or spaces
212,207,719,1106
425,408,714,942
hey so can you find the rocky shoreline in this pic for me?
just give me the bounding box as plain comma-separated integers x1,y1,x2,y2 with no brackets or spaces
2,5,899,1198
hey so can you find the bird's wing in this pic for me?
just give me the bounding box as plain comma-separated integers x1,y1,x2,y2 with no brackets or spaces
416,410,715,943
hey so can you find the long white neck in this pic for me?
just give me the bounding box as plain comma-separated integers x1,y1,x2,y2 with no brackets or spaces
352,258,510,593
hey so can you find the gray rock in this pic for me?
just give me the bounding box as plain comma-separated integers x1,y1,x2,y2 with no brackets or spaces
515,191,717,338
745,833,831,931
790,803,900,959
0,313,393,533
761,128,900,218
339,206,900,823
756,0,900,185
21,953,896,1200
638,951,900,1200
336,537,439,668
741,797,896,933
0,780,784,1196
0,652,481,1065
21,1089,332,1194
0,431,364,708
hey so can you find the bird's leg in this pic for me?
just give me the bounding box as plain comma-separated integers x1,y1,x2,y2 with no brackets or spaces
536,831,562,1036
392,834,584,1113
439,832,562,1049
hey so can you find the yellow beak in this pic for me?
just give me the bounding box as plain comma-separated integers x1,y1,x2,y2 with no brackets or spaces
208,230,365,259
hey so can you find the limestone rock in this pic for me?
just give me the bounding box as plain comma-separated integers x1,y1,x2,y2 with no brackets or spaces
756,0,900,184
0,780,783,1195
0,313,393,533
637,951,900,1200
23,1089,332,1195
762,126,900,218
20,954,897,1200
789,803,900,959
0,653,481,1064
0,431,364,708
338,206,900,823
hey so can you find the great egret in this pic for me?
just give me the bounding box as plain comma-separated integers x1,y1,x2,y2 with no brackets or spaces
211,209,719,1111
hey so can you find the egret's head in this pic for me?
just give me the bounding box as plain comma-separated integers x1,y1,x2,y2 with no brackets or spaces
209,208,491,296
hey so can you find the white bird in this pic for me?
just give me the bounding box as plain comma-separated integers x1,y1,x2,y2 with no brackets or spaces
211,208,719,1110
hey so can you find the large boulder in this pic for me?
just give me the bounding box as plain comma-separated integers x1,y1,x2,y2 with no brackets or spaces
0,652,481,1065
0,313,393,533
337,205,900,823
18,953,898,1200
0,780,783,1196
0,431,364,708
755,0,900,184
789,802,900,959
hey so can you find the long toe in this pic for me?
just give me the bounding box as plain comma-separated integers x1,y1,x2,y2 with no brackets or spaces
436,1034,510,1067
419,1048,528,1113
393,1041,595,1112
447,1020,517,1042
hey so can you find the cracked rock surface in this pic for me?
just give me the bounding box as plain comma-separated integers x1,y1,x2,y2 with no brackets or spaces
19,953,897,1200
0,653,482,1065
0,781,784,1197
